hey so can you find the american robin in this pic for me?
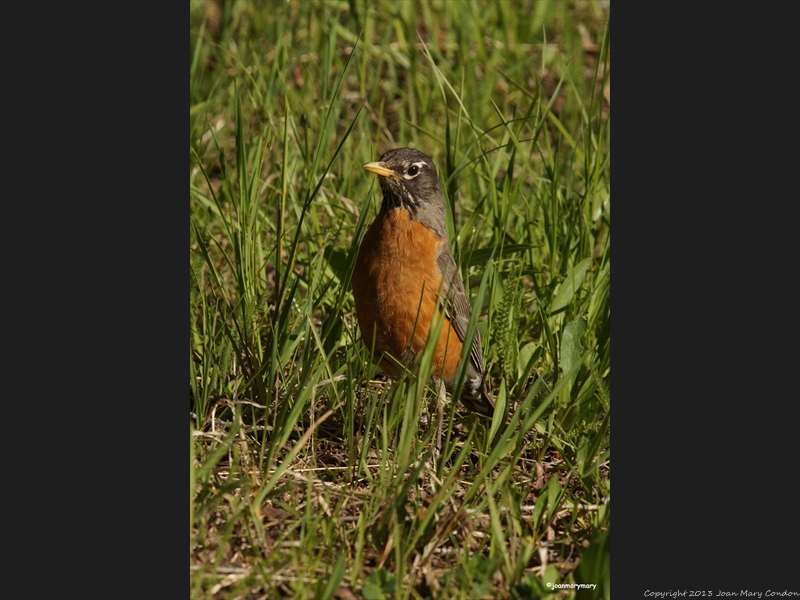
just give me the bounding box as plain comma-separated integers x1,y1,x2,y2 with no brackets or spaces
352,148,494,418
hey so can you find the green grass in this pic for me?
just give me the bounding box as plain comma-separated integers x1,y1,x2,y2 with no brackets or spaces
190,1,610,598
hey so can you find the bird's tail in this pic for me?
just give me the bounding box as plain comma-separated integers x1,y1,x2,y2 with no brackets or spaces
460,376,495,418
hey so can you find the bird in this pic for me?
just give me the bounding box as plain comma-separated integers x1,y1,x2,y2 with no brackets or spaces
351,148,495,418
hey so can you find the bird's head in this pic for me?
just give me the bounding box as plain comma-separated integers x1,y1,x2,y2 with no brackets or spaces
363,148,447,236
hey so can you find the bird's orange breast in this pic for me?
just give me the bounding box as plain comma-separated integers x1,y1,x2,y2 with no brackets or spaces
352,208,463,381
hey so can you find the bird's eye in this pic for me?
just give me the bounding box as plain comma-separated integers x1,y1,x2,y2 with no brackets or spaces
407,165,419,177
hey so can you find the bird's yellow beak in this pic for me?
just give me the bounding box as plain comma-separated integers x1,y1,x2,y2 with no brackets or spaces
362,161,395,178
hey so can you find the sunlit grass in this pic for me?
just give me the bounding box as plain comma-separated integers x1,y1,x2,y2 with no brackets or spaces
190,1,610,598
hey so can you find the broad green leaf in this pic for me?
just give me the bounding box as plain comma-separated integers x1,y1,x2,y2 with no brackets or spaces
561,316,587,378
551,257,592,313
559,316,587,406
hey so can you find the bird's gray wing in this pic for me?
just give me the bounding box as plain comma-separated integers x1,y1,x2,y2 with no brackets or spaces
436,246,484,376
